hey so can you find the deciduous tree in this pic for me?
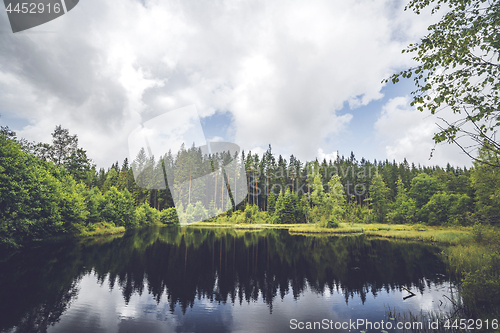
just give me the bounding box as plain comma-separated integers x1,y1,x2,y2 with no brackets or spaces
387,0,500,165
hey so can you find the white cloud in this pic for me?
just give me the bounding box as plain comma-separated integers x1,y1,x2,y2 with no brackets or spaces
317,148,338,162
374,96,473,167
208,136,224,143
248,146,267,158
0,0,441,167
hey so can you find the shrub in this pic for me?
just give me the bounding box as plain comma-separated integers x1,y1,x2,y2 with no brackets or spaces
326,217,339,228
100,187,136,228
244,204,259,223
135,202,159,226
419,192,472,226
193,201,208,222
160,207,179,225
462,253,500,309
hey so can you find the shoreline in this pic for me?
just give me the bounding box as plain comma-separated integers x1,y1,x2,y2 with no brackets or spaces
184,222,472,245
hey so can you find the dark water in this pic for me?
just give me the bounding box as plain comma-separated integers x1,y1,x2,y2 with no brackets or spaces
0,227,459,333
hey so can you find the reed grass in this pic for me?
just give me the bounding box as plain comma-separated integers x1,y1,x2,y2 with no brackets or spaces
82,222,126,236
192,221,472,245
446,244,492,276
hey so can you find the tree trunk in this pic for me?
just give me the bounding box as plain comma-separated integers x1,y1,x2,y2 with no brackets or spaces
221,167,224,211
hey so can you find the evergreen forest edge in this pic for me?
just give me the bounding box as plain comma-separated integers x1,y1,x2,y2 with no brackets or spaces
1,125,500,320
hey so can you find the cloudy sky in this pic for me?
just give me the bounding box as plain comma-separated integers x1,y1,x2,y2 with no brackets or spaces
0,0,472,168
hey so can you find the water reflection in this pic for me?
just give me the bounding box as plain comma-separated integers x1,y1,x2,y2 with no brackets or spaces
0,227,454,333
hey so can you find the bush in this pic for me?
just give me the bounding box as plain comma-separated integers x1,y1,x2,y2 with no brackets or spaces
462,253,500,309
418,192,472,226
447,224,500,316
242,204,260,223
86,223,97,231
160,207,179,225
100,187,136,228
193,201,208,222
235,212,246,224
326,217,339,228
472,223,500,246
135,202,159,226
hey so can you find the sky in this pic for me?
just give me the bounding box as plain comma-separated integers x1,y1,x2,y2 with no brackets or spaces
0,0,473,169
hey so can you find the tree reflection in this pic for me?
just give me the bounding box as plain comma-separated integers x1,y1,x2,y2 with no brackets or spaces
0,228,449,332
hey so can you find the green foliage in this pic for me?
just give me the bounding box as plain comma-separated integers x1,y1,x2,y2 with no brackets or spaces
63,148,93,183
446,224,500,316
310,173,325,207
58,175,89,233
419,192,472,225
312,176,344,227
267,192,276,216
325,175,346,219
50,125,78,165
101,168,118,194
387,0,500,165
193,201,208,222
433,167,473,196
472,222,500,247
471,145,500,221
85,187,104,224
273,190,296,224
368,173,390,223
185,203,195,224
387,177,416,224
244,204,259,223
135,202,159,226
83,221,125,235
344,198,360,225
101,187,136,228
174,202,212,225
461,253,500,309
326,216,339,228
2,122,500,250
207,200,217,218
160,207,179,225
176,203,185,223
0,134,78,244
298,196,311,223
409,173,441,209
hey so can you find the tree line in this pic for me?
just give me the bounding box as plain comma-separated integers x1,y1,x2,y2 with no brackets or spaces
125,140,499,227
1,124,499,247
0,126,178,248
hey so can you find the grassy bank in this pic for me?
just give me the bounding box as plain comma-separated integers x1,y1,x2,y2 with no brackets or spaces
361,224,471,245
80,220,169,237
444,224,500,322
81,222,126,237
190,220,472,245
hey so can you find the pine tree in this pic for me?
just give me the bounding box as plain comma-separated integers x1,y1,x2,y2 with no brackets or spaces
274,188,296,224
325,174,345,223
368,173,390,223
387,177,416,224
267,192,277,216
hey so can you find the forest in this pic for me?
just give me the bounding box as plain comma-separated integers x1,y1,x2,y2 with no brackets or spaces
1,0,498,327
1,123,499,248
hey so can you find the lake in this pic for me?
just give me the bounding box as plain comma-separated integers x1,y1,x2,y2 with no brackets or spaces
0,227,460,333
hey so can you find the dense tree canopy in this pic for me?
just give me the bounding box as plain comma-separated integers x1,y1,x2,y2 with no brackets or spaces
2,122,500,247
